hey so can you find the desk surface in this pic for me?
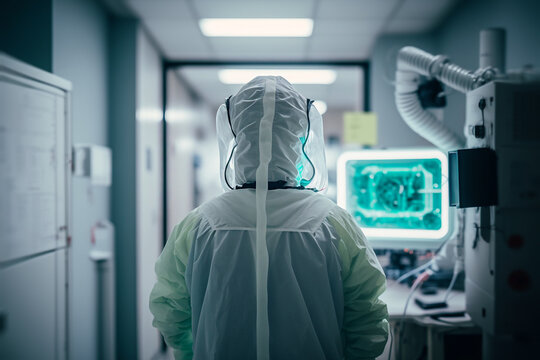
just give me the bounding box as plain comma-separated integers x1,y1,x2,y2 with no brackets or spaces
381,280,466,320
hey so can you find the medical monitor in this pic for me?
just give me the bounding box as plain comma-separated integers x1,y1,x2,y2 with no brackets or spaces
337,149,452,249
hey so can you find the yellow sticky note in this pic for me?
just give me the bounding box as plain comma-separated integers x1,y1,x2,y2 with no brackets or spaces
343,112,378,146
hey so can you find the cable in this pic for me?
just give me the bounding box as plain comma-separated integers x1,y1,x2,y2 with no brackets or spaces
391,231,453,286
443,267,459,303
393,260,434,285
389,236,452,288
396,270,432,359
387,321,394,360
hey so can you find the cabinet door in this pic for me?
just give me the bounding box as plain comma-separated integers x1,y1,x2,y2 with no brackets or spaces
0,251,64,360
0,76,68,263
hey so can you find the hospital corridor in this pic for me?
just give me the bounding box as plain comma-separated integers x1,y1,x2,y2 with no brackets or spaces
1,0,539,359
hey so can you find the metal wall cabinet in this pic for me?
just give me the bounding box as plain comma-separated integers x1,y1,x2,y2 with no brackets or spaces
0,53,71,360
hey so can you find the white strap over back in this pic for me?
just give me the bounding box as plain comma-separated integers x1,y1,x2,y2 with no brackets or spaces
255,77,276,360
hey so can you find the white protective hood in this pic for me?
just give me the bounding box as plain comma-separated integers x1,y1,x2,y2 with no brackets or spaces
215,76,328,359
216,76,328,192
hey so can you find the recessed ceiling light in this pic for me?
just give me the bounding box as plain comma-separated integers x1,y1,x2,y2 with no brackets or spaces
313,100,327,115
218,69,337,84
199,18,313,37
136,108,162,123
165,109,196,123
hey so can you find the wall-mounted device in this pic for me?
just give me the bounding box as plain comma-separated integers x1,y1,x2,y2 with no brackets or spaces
73,144,112,186
449,147,498,208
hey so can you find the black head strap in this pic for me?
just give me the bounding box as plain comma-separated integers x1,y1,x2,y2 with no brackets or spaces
236,180,307,190
224,95,236,190
225,95,236,137
301,99,316,186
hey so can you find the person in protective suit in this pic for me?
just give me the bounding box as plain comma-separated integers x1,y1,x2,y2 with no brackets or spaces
150,76,389,360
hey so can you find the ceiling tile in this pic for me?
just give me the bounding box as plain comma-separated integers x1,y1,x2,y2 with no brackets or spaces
307,45,372,60
144,19,203,39
126,0,194,19
313,19,384,36
384,18,434,34
306,51,371,61
309,34,374,54
128,0,458,61
213,52,308,61
316,0,400,19
383,0,459,34
193,0,316,18
160,40,213,59
209,38,308,60
395,0,457,19
144,19,212,58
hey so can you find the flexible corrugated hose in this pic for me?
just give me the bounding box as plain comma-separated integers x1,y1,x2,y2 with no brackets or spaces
394,46,492,151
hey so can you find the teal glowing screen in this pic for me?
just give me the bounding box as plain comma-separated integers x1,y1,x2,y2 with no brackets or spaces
344,158,443,231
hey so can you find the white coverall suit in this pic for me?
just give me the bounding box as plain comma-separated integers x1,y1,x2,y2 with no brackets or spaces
150,76,389,360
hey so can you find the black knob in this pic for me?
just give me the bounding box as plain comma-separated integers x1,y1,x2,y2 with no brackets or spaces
471,125,485,139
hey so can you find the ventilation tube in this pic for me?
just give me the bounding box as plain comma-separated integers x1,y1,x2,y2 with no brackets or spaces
395,47,497,272
395,46,492,151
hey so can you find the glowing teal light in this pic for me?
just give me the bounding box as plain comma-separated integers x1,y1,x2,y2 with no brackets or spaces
345,158,443,231
296,136,307,185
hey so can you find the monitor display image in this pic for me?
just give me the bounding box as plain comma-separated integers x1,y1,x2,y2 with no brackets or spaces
337,149,451,249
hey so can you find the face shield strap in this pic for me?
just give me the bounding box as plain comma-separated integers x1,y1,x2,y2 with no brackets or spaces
300,99,316,188
224,95,237,190
225,95,236,137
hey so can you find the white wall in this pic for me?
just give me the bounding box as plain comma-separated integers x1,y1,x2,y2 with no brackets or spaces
166,72,198,232
135,27,164,360
52,0,110,358
322,108,345,141
165,70,221,232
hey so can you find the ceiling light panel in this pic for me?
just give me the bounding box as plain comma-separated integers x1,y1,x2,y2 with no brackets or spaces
313,100,327,115
199,18,314,37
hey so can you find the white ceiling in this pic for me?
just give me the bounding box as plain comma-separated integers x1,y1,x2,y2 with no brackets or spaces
124,0,460,61
122,0,459,112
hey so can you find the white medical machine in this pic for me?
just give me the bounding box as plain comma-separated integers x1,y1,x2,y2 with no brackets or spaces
393,29,540,359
